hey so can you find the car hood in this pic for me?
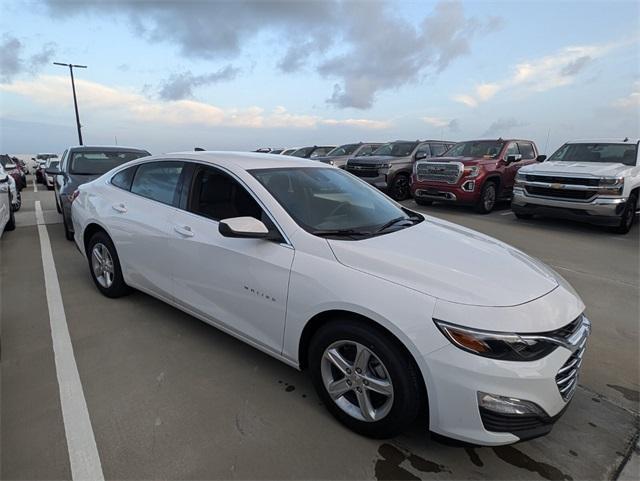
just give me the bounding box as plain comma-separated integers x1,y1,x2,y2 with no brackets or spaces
427,156,489,164
521,161,631,177
327,217,558,307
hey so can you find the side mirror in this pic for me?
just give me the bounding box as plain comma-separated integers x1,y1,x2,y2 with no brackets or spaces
219,216,269,239
536,155,547,162
506,154,522,164
415,152,428,161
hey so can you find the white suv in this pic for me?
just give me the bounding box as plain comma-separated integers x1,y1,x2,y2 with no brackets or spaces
512,139,639,233
72,151,589,445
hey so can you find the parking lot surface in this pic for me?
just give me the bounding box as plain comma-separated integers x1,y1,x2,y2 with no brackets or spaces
1,178,638,480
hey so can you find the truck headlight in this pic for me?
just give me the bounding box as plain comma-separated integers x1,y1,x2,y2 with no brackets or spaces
434,320,558,361
379,163,391,169
598,177,624,195
514,172,525,186
463,166,480,178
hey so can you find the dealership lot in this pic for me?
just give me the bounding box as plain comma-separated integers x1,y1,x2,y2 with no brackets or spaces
1,179,638,479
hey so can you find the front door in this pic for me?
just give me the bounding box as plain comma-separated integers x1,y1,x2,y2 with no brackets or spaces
170,163,294,355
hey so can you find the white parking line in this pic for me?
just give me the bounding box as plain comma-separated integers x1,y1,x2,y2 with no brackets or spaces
33,177,38,192
34,201,104,481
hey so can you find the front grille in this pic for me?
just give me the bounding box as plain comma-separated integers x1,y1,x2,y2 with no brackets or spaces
555,333,587,401
346,163,380,178
525,186,595,201
525,175,600,186
416,162,461,184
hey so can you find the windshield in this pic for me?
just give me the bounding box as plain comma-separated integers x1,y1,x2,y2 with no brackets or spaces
47,160,60,169
69,150,149,174
291,147,313,158
548,143,638,166
37,154,58,161
372,142,418,157
310,147,335,158
251,167,422,238
444,141,504,158
327,144,359,157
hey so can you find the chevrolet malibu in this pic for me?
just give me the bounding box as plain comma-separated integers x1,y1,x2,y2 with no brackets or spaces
71,152,590,445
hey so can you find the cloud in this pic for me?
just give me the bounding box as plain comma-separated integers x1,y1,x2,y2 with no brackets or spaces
422,116,460,132
0,75,390,130
158,65,241,100
42,0,500,110
0,34,57,83
612,81,640,109
453,43,612,107
481,117,528,137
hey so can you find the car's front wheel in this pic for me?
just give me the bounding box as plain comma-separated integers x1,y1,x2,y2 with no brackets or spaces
87,231,131,298
475,181,497,214
309,319,424,439
389,174,411,201
612,191,638,234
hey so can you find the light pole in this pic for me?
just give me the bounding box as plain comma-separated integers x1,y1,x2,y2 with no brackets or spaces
53,62,87,145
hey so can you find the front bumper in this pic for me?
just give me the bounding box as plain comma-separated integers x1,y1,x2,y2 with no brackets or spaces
512,187,627,225
411,176,481,204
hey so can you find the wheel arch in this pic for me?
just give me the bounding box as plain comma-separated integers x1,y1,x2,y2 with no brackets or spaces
82,221,111,255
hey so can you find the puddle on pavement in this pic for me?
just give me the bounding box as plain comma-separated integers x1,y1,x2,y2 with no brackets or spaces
374,444,450,480
492,445,573,481
464,447,484,467
607,384,640,402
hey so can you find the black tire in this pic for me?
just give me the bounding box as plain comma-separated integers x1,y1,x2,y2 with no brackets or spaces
5,193,15,231
55,195,62,214
415,198,433,206
309,319,425,439
514,211,533,220
612,191,638,234
11,190,21,212
475,181,497,214
86,231,131,298
62,212,74,241
389,174,411,201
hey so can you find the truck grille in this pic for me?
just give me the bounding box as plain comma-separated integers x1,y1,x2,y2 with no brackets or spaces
346,162,380,178
525,175,600,186
555,317,588,401
416,162,461,184
525,186,595,201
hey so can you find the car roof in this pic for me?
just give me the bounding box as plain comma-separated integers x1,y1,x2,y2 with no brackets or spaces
160,151,334,170
67,145,150,153
566,138,640,145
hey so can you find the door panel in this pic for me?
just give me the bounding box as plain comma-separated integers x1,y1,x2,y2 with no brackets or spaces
171,212,294,353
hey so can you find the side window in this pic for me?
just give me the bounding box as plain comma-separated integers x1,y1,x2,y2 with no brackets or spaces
430,143,447,156
60,150,69,171
517,142,536,160
416,143,431,157
111,166,138,191
130,161,184,206
504,142,519,157
356,145,376,156
188,166,264,222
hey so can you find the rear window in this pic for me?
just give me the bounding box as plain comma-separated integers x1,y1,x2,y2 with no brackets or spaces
69,150,149,175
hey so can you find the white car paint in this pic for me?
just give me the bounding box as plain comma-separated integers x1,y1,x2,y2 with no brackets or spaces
72,151,587,445
0,165,12,235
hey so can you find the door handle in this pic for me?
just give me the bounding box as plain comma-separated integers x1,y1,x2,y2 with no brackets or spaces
174,225,195,237
112,203,127,213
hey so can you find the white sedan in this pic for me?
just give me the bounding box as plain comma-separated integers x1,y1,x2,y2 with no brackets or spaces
0,164,16,236
71,151,590,445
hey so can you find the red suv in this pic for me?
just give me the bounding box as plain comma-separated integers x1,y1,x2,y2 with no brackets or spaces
410,139,543,213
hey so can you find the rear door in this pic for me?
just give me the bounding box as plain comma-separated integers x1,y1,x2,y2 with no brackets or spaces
106,160,186,299
169,162,294,354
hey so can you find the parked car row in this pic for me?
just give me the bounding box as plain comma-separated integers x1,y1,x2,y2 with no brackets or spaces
260,137,639,233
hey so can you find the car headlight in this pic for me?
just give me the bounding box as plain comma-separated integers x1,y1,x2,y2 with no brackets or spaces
463,166,480,178
379,163,391,169
434,320,558,361
598,177,624,195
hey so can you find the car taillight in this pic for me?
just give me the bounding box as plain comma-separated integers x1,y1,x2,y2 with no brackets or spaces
70,189,80,204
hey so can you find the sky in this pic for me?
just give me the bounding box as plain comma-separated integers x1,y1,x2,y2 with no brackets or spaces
0,0,638,155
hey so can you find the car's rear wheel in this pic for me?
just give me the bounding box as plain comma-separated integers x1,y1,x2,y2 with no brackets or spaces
415,198,433,206
5,192,15,231
309,319,424,439
11,190,21,212
87,231,131,298
389,174,411,201
612,191,638,234
475,181,497,214
55,195,62,213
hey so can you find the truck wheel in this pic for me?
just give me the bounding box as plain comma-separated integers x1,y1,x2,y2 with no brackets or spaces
309,319,425,439
612,191,638,234
415,198,433,206
389,174,411,201
475,181,497,214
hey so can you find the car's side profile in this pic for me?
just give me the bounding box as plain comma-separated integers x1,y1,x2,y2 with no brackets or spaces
0,164,16,236
72,152,589,445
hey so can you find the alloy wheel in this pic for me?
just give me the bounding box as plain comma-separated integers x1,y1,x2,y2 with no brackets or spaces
91,243,115,288
483,184,496,211
393,176,409,200
321,340,394,422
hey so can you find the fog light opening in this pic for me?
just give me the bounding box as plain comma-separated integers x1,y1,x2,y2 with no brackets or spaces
477,391,546,417
462,180,475,192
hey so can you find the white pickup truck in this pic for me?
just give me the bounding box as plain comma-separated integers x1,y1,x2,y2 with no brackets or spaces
512,139,639,234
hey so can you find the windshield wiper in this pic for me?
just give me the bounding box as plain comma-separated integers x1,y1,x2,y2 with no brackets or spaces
375,216,416,233
311,228,373,238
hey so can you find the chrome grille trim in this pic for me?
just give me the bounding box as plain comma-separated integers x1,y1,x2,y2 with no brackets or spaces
555,316,589,401
416,162,462,184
